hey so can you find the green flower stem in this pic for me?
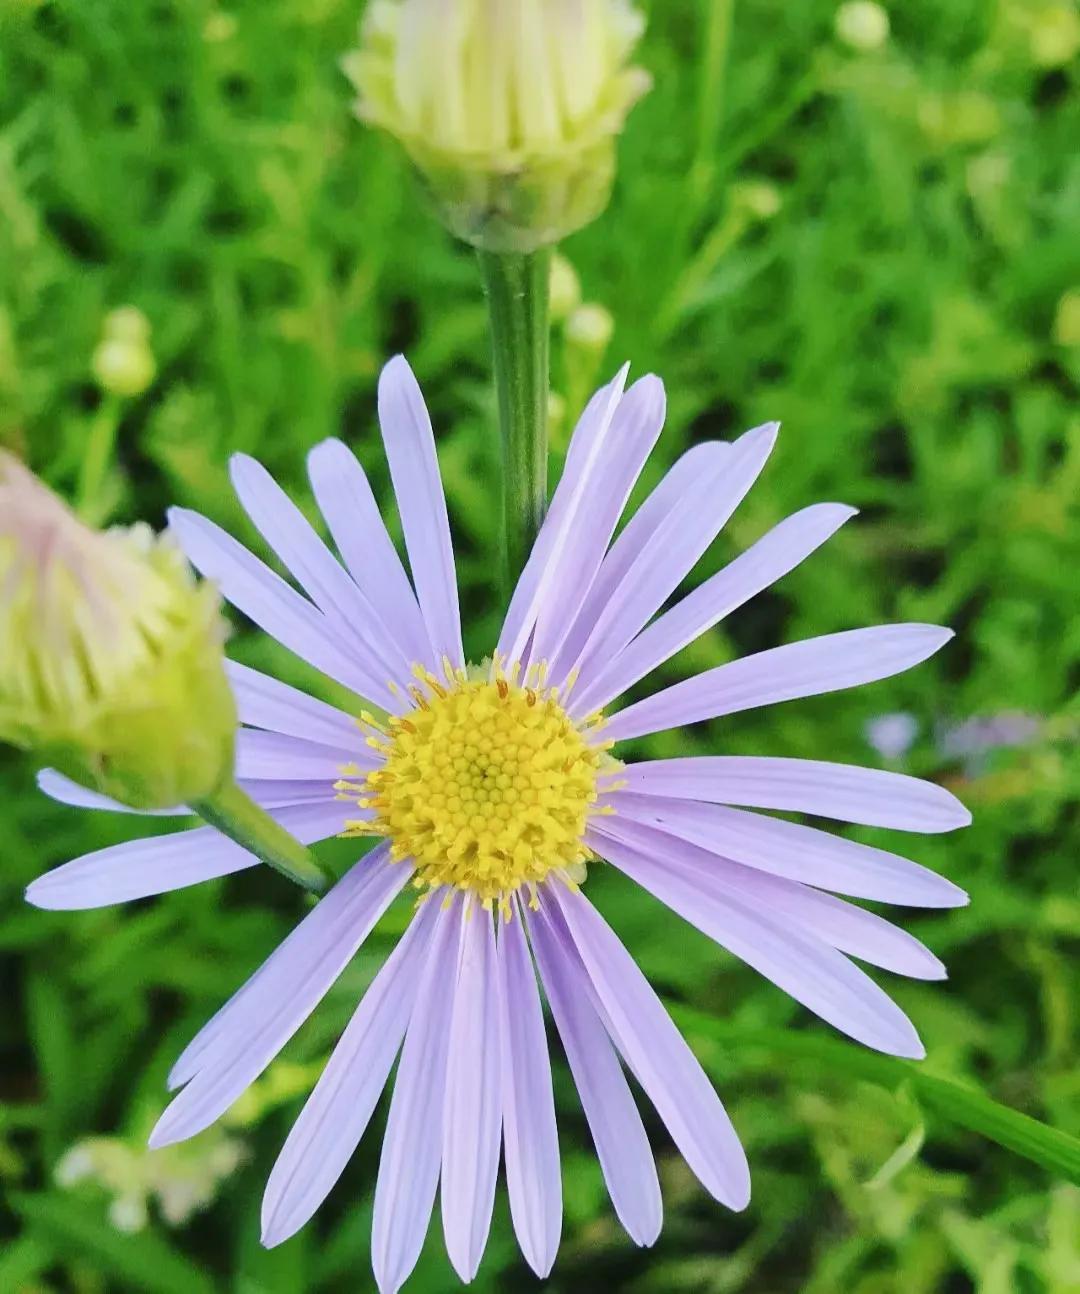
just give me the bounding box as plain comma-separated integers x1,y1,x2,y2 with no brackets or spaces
477,247,552,596
78,395,121,524
193,779,329,893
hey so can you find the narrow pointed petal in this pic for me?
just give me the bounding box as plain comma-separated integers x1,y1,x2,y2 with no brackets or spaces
233,728,371,781
162,846,407,1100
573,503,856,715
169,508,393,708
226,660,362,748
24,801,346,911
606,624,953,743
377,356,463,670
605,793,967,908
498,367,628,666
622,757,972,833
239,781,349,811
563,442,724,657
548,886,752,1209
531,376,666,665
527,903,662,1246
261,899,440,1247
562,422,779,691
372,895,462,1294
594,817,946,980
36,769,187,816
307,438,432,668
498,905,561,1278
442,908,501,1282
34,766,351,817
229,454,410,690
596,830,925,1058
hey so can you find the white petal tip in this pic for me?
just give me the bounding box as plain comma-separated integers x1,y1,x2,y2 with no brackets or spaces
146,1123,176,1151
380,353,413,386
228,451,258,478
307,437,349,468
259,1215,293,1250
942,801,973,831
24,879,89,912
23,880,50,910
522,1252,558,1279
893,1036,926,1062
447,1252,481,1284
372,1266,407,1294
742,420,780,449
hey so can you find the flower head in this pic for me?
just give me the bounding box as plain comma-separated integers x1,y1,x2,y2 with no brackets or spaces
0,453,235,808
27,358,971,1291
344,0,650,250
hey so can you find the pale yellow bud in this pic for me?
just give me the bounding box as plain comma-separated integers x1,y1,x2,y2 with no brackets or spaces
549,253,583,321
92,339,156,398
0,454,236,808
345,0,651,251
834,1,890,51
565,302,614,353
731,179,782,221
92,307,156,398
103,306,152,346
1029,4,1080,68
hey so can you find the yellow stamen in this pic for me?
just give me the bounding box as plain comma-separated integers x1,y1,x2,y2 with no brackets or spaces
337,662,611,906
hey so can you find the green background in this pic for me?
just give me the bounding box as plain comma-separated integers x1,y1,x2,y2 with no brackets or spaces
2,0,1080,1290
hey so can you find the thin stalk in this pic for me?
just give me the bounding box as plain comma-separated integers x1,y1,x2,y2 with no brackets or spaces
78,395,121,523
193,779,329,893
477,247,551,596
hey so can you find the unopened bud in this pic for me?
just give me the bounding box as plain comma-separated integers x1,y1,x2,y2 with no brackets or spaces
92,307,156,398
1029,4,1080,68
731,179,782,221
549,253,583,321
834,1,890,51
345,0,651,251
565,303,614,353
0,455,236,808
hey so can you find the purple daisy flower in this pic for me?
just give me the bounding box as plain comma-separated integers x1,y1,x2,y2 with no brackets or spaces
27,357,970,1291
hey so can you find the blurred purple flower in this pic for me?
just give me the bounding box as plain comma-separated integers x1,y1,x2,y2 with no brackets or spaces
866,712,921,761
937,710,1043,773
26,357,970,1291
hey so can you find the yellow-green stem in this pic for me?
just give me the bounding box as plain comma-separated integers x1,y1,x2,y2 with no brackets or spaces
193,779,329,893
477,247,551,597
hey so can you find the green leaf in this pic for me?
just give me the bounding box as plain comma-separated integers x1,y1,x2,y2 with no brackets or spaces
670,1006,1080,1185
9,1193,216,1294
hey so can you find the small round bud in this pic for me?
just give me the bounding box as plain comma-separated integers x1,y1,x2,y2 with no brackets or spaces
92,338,157,399
103,306,152,346
565,303,615,353
0,454,236,809
1029,5,1080,68
345,0,651,251
549,253,583,322
732,179,782,221
93,307,156,398
834,1,890,51
203,10,238,43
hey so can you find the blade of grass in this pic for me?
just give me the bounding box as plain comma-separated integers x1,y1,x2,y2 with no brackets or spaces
671,1004,1080,1185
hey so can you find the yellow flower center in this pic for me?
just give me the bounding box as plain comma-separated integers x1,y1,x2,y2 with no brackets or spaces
337,664,611,908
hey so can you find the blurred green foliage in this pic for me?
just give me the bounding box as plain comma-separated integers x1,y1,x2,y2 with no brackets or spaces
2,0,1080,1290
